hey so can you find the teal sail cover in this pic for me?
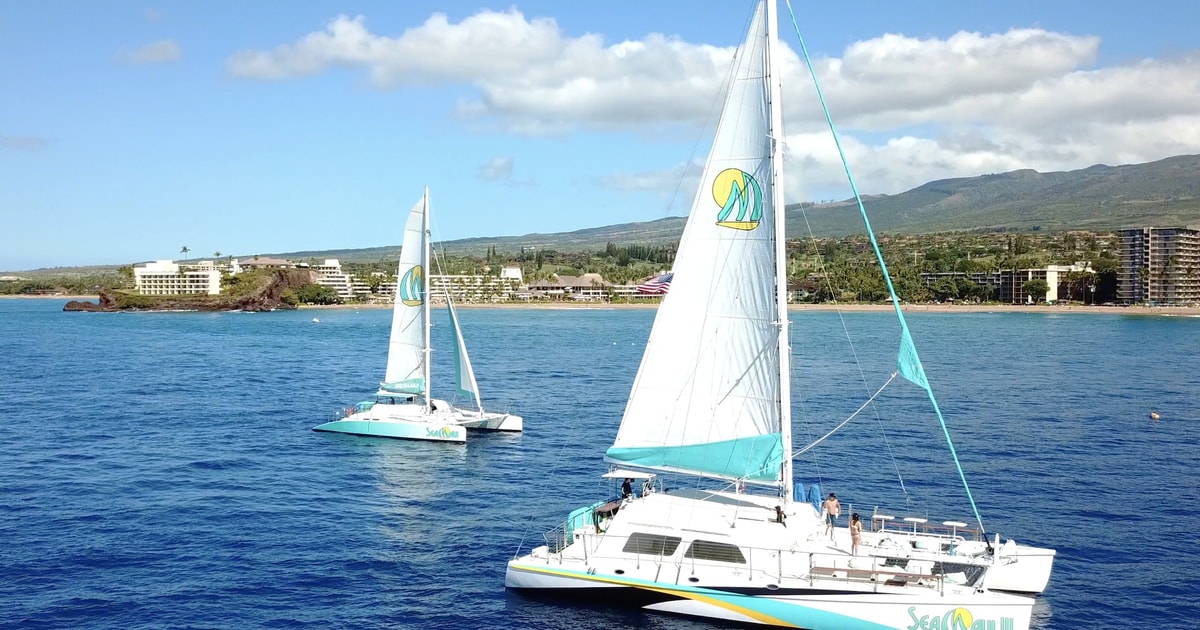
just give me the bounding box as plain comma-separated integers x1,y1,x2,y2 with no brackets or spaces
897,323,930,393
379,378,425,395
605,433,784,483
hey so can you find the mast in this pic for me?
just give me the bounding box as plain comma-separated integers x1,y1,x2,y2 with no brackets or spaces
766,0,792,501
422,186,432,415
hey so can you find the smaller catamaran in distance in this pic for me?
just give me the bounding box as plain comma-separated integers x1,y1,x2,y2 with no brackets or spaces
314,188,522,443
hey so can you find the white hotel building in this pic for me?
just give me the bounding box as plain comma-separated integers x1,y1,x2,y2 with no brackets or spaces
133,260,223,295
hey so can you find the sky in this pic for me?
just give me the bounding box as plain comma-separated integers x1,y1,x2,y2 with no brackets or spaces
3,1,1199,271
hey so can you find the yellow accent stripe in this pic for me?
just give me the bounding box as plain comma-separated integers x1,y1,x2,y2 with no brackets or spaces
715,220,760,231
512,564,800,627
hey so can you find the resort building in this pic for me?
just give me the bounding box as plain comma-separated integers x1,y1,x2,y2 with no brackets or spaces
920,263,1092,304
313,259,357,300
500,265,524,283
527,273,611,300
429,274,520,303
1117,227,1200,305
133,260,222,295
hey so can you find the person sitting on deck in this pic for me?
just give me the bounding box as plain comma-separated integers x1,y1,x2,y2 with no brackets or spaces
774,505,787,527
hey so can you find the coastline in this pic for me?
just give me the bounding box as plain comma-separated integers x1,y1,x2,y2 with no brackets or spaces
10,294,1194,316
1,294,99,300
299,301,1200,316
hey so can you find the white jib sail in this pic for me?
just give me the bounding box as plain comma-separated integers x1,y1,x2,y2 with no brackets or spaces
445,297,482,411
381,195,428,394
605,0,784,485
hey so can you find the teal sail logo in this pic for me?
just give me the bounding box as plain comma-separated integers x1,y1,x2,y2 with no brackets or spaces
713,168,762,231
399,265,424,307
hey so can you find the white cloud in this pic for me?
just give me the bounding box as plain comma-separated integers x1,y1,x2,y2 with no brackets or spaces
479,156,514,181
117,39,181,65
0,134,51,151
598,161,703,193
227,10,1200,195
226,11,565,83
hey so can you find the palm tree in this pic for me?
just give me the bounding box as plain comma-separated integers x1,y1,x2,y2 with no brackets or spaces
180,245,190,260
214,251,222,258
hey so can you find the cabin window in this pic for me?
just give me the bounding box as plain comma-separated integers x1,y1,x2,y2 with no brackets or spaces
622,533,682,557
684,540,746,564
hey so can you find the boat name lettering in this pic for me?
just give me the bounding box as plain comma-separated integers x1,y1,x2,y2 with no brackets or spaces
905,607,1014,630
427,427,460,439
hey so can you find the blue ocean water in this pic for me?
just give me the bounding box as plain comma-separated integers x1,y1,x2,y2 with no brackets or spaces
1,298,1197,629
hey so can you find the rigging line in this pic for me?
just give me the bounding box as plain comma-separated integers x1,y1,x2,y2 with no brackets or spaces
784,0,987,536
792,372,896,458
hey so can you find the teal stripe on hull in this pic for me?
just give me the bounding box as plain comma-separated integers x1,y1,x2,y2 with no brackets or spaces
312,419,464,442
507,563,894,629
605,433,783,482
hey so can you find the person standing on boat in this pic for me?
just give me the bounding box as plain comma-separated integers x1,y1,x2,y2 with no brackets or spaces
850,513,863,555
822,493,841,540
621,478,633,499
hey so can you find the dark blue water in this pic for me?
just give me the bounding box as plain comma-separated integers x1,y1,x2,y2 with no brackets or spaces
1,299,1197,629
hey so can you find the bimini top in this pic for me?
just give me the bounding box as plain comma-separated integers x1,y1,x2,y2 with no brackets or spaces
602,468,656,480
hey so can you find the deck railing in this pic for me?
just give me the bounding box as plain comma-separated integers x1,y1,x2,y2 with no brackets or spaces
529,527,984,595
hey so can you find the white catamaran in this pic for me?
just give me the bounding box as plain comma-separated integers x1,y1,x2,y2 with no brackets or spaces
505,2,1052,627
314,188,522,443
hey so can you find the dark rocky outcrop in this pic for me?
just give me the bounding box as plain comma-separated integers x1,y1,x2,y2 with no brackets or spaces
64,269,318,312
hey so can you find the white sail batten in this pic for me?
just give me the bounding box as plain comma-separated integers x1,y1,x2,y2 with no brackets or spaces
380,195,428,395
445,298,483,411
605,0,783,484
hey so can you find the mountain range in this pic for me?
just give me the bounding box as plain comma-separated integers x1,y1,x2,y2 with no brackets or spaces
280,154,1200,263
11,154,1200,275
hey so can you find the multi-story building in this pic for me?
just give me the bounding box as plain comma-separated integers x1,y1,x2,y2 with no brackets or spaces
1117,227,1200,305
526,273,610,300
134,260,222,295
920,263,1091,304
429,274,520,303
313,259,356,300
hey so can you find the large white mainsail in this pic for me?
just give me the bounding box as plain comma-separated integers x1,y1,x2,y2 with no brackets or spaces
605,1,787,486
380,194,428,396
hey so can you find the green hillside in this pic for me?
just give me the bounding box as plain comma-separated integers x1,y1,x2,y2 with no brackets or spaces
425,153,1200,258
10,154,1200,272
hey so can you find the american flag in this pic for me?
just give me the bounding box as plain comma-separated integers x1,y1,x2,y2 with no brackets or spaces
636,272,673,295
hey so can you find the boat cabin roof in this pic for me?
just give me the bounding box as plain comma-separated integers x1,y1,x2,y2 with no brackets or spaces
602,469,656,480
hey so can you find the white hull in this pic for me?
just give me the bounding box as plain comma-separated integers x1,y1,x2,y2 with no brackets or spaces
508,563,1031,629
984,544,1056,594
458,412,523,432
313,401,466,442
506,490,1035,629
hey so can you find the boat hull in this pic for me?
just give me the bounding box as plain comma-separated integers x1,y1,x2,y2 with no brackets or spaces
506,561,1033,629
460,412,523,432
984,544,1056,594
312,418,465,442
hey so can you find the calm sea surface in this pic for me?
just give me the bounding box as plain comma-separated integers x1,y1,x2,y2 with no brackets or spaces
1,299,1198,629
